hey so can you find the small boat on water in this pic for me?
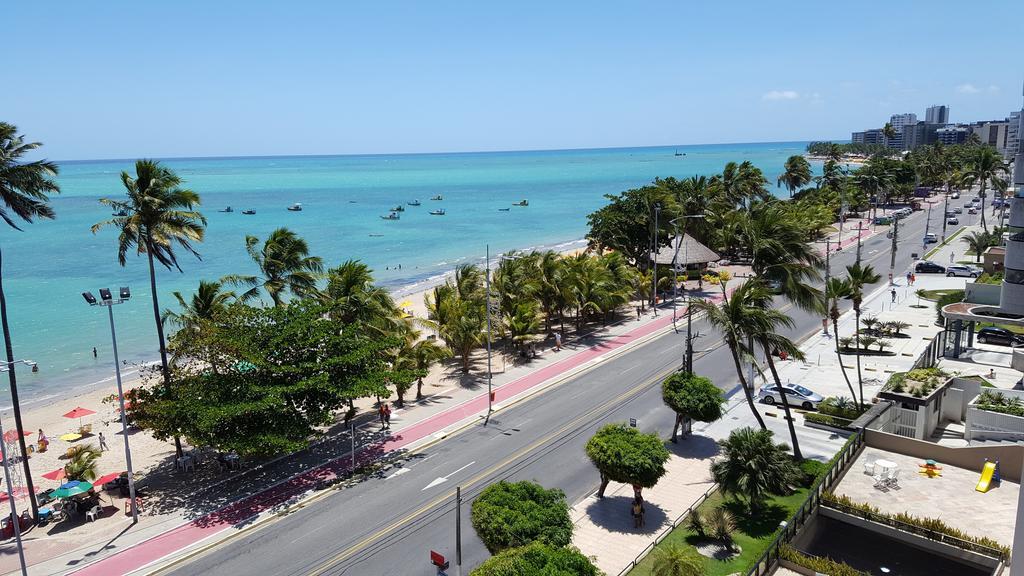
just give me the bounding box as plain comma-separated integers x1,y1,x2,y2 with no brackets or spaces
513,200,529,207
430,195,443,201
219,206,234,213
429,209,446,216
408,199,421,206
674,149,684,157
242,210,256,215
287,203,303,212
498,208,510,212
390,205,405,212
381,212,401,220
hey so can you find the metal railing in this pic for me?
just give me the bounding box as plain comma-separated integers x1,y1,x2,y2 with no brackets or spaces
614,484,717,576
744,430,865,576
823,499,1009,561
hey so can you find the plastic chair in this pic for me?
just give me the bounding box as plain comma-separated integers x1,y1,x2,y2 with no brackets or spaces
887,468,901,488
86,505,101,522
863,460,876,475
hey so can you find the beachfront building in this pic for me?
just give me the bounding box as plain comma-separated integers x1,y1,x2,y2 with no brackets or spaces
971,120,1012,155
1007,110,1020,157
851,128,886,146
889,113,917,134
936,124,972,145
901,121,941,150
926,104,950,124
650,234,719,280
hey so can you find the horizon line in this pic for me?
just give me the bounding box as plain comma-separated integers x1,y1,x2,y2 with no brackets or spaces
51,138,842,165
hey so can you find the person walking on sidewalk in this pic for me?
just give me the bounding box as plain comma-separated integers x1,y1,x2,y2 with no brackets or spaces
383,404,392,429
631,497,646,529
378,404,388,430
906,271,912,285
891,289,897,303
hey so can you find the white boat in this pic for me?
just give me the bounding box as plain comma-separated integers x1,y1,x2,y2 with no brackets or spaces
408,199,421,206
429,209,446,216
390,205,405,212
513,200,528,207
287,203,303,212
381,212,401,220
430,195,443,201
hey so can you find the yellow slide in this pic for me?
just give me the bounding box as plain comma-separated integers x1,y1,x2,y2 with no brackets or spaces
976,461,997,493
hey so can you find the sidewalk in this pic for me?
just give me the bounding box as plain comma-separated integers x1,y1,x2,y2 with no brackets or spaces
26,288,735,576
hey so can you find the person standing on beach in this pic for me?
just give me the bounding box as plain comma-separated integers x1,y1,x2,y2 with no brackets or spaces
98,432,108,451
92,347,97,358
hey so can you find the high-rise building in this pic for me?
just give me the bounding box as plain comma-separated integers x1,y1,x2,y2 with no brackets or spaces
851,128,886,145
1000,93,1024,314
936,125,971,145
889,113,917,133
901,122,941,150
1007,110,1021,157
971,120,1011,154
925,105,949,124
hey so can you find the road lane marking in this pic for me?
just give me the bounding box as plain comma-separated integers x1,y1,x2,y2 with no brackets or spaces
421,461,476,491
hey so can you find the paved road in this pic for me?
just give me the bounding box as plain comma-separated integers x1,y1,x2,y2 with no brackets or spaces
163,201,962,576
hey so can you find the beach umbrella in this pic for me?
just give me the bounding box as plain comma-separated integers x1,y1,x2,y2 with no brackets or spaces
93,472,125,487
2,429,32,444
51,480,93,499
63,406,97,430
0,486,34,502
42,468,67,482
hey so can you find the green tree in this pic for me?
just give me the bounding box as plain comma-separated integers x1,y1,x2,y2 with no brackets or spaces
426,265,487,373
0,123,60,518
469,542,600,576
778,155,813,198
651,544,705,576
163,279,235,335
585,423,669,499
961,230,997,263
225,227,323,306
661,372,724,443
396,335,451,401
321,259,401,335
845,263,881,405
962,146,1009,233
711,427,800,513
471,481,573,553
63,444,102,481
586,181,675,269
882,122,897,146
93,159,206,458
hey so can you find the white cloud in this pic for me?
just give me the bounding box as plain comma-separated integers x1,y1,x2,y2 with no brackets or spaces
762,90,800,101
956,83,980,94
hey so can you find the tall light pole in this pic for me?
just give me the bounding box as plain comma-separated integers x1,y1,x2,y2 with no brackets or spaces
669,215,705,372
82,287,138,522
1,359,35,576
651,203,661,315
484,247,494,425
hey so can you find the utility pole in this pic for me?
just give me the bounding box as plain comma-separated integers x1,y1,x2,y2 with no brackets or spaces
821,238,833,336
455,486,463,576
889,215,899,285
856,220,864,265
923,201,933,255
484,245,493,425
651,203,661,315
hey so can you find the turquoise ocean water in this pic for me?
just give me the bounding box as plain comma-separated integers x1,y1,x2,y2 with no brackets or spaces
0,141,809,409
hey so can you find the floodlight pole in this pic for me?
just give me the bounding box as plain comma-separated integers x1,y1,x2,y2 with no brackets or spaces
0,362,32,576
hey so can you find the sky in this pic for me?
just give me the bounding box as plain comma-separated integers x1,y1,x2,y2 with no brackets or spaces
5,0,1022,161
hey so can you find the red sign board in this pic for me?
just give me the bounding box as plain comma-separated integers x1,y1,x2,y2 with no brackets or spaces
430,551,446,566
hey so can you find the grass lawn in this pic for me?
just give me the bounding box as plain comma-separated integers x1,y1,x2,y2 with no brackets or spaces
627,488,810,576
917,288,961,301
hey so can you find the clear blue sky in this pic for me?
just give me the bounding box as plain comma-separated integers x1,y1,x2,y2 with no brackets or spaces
5,0,1021,160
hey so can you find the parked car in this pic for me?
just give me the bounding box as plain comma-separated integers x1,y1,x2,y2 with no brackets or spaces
756,383,823,410
951,192,961,199
915,261,946,273
968,206,978,214
952,206,962,214
947,217,959,225
945,265,980,278
923,233,938,244
976,327,1024,347
874,216,892,225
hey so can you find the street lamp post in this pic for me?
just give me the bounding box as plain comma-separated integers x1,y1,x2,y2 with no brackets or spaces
0,359,36,576
669,215,705,372
484,246,494,425
651,203,661,315
82,287,138,522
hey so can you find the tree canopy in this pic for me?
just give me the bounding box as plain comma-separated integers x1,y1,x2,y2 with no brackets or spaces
471,480,573,553
711,427,800,512
585,423,670,498
662,372,724,441
469,542,600,576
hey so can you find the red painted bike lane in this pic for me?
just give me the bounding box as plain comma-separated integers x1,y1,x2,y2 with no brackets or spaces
73,307,690,575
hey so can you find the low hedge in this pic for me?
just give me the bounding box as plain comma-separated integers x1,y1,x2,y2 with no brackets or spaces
779,545,869,576
822,493,1010,558
804,412,853,429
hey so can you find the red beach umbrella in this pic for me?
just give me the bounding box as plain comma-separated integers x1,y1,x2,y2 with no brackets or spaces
0,487,33,502
42,468,67,482
93,472,125,487
63,407,96,419
2,429,32,444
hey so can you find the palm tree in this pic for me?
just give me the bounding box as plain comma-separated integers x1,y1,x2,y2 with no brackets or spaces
882,122,897,147
426,265,487,373
163,279,235,331
322,259,402,334
536,250,564,331
777,155,813,197
717,161,768,209
743,201,824,313
845,263,881,405
401,336,452,400
63,444,102,481
711,427,799,513
963,146,1009,233
0,122,60,518
93,159,205,459
824,277,858,403
651,544,705,576
224,227,323,306
691,283,767,430
961,231,996,263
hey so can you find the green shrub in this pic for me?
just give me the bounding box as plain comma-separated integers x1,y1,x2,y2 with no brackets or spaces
471,480,573,553
797,459,829,487
976,390,1024,417
686,508,707,538
469,542,599,576
804,412,852,429
818,396,864,419
780,544,870,576
935,290,965,323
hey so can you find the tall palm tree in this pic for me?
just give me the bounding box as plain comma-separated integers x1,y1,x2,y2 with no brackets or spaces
321,259,402,334
777,155,813,197
535,250,565,331
0,122,60,518
824,277,858,404
93,159,205,458
224,227,323,306
691,282,767,431
164,279,235,329
882,122,897,146
742,201,824,312
845,263,881,405
717,160,768,209
961,231,998,264
963,146,1009,233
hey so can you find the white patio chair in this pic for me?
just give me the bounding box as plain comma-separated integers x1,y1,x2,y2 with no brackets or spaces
886,468,901,488
863,460,876,475
86,505,101,522
872,468,891,489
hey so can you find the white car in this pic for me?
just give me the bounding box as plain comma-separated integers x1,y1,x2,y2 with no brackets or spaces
756,383,824,410
953,206,963,214
951,192,961,199
947,217,959,225
968,206,978,214
946,265,981,278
